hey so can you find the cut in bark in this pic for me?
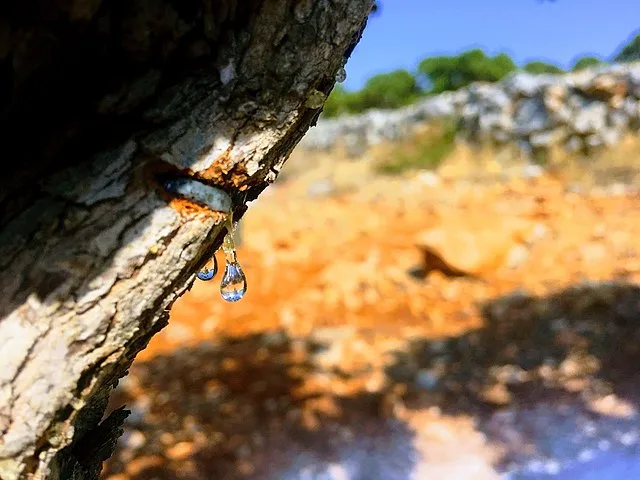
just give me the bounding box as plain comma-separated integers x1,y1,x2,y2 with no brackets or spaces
0,1,373,478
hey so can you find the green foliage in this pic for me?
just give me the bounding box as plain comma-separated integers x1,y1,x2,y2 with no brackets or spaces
323,27,640,119
522,60,564,75
613,33,640,63
323,85,357,118
417,49,517,94
374,119,458,175
358,69,422,110
322,69,421,118
571,55,605,71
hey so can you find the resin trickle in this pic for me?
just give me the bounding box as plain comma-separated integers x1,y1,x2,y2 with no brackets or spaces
219,217,247,302
304,89,326,109
163,177,232,213
196,255,218,281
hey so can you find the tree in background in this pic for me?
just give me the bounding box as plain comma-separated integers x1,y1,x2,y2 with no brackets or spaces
323,26,640,119
523,60,564,74
613,32,640,63
417,49,517,95
358,69,422,110
323,85,358,117
323,69,421,117
571,55,605,71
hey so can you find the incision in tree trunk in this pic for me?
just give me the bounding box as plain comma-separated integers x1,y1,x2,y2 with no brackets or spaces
0,1,373,478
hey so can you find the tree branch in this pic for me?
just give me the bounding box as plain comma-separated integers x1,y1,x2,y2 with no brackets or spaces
0,1,373,478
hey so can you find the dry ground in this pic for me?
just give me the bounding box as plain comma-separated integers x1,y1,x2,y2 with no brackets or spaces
104,143,640,480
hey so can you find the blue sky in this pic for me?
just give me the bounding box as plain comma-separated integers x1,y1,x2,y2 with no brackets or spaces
342,0,640,90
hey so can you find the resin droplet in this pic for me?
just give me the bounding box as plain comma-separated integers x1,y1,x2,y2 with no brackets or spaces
304,89,326,109
335,67,347,83
219,217,247,302
220,262,247,302
196,255,218,281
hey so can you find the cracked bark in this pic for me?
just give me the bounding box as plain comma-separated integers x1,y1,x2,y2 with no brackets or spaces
0,1,373,478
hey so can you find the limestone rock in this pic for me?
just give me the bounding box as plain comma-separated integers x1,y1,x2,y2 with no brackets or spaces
299,62,640,158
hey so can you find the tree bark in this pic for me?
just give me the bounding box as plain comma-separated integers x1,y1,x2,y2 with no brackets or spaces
0,1,373,478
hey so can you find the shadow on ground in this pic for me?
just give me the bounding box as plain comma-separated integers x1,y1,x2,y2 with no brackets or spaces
103,333,418,480
393,281,640,478
103,281,640,480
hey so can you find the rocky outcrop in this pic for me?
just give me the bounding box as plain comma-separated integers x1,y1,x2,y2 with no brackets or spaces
300,62,640,156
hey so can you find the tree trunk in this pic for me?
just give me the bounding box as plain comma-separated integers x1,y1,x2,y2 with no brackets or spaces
0,1,373,478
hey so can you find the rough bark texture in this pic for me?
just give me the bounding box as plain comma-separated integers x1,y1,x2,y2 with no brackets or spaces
0,1,373,478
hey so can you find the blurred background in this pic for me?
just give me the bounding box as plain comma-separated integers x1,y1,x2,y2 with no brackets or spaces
104,1,640,479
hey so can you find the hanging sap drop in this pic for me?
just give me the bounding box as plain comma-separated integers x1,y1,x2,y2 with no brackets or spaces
196,255,218,281
197,269,216,281
219,216,247,302
335,67,347,83
304,89,326,109
220,262,247,302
